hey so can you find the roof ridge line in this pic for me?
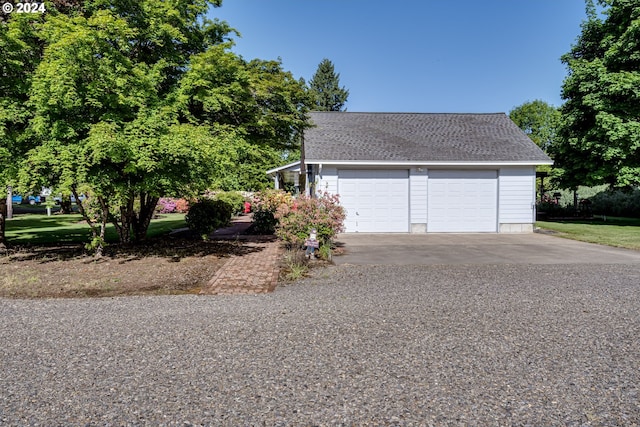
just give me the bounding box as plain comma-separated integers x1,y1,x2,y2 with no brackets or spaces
308,111,507,115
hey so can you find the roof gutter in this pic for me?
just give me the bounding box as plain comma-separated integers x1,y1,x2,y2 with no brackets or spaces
304,160,554,166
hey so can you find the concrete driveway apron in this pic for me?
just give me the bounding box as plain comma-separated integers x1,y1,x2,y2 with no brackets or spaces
334,232,640,265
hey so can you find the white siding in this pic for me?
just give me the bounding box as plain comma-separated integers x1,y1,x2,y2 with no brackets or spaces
409,168,428,225
498,167,536,224
316,166,338,195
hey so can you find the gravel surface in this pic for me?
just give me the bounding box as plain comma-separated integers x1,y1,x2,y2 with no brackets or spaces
1,263,640,426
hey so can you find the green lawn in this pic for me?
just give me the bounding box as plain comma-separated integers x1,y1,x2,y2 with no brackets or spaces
5,213,187,245
536,216,640,250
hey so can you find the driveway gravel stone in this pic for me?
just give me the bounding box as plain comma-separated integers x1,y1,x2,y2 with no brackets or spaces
2,262,640,425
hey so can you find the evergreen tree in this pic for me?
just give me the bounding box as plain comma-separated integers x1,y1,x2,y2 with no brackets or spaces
308,58,349,111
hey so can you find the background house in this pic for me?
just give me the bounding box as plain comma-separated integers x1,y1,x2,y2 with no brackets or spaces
268,112,552,233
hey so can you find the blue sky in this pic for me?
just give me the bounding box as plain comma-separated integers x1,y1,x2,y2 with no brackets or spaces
210,1,589,114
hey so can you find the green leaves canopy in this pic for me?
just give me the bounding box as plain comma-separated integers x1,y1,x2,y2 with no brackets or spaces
552,0,640,189
10,0,309,244
509,100,560,154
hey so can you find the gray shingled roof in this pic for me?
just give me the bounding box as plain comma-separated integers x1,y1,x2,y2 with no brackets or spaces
304,112,552,163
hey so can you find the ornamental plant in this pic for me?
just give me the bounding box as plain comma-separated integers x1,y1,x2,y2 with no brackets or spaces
157,198,177,214
157,198,190,214
252,189,294,212
251,189,294,234
274,192,345,248
185,199,233,239
174,198,190,213
214,191,245,215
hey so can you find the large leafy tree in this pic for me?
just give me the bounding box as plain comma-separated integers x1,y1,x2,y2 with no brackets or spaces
173,49,309,191
11,0,308,254
552,0,640,190
0,13,44,251
308,58,349,111
510,100,561,196
509,100,560,154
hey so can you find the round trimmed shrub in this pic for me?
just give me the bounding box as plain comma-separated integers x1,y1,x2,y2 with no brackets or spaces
252,209,277,234
214,191,245,215
185,199,233,237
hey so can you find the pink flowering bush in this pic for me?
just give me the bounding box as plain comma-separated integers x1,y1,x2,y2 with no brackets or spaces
252,189,294,212
251,190,294,234
174,198,190,213
274,192,346,248
157,198,190,214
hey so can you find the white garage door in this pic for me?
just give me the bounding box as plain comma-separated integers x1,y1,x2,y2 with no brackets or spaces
338,170,409,232
428,170,498,232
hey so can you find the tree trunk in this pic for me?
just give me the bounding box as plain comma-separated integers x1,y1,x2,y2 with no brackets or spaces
73,187,105,257
95,195,109,258
6,186,13,219
0,197,7,252
115,199,134,244
132,192,158,242
60,195,72,214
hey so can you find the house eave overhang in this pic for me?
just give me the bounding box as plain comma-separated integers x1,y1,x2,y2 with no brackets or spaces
304,159,554,167
266,161,302,176
266,159,554,176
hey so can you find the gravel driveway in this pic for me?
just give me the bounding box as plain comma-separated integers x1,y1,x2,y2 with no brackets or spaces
2,262,640,425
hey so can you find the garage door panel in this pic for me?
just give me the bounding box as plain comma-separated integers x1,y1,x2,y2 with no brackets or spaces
428,170,497,232
339,170,409,233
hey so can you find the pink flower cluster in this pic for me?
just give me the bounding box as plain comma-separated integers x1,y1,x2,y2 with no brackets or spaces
157,197,190,214
274,192,346,248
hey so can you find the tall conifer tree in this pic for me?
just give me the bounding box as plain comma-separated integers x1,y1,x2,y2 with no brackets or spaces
308,59,349,111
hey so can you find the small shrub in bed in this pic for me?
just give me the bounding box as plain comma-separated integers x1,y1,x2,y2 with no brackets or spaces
214,191,245,215
185,199,233,238
252,209,278,234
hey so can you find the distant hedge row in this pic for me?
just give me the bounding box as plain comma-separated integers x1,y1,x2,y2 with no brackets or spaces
538,186,640,218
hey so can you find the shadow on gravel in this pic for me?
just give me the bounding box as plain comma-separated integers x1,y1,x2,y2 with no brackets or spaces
3,236,269,264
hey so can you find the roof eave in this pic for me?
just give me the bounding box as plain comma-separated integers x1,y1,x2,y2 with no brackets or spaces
304,159,554,167
266,161,301,175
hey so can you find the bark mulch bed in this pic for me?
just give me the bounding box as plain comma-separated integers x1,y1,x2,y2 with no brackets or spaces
0,234,255,299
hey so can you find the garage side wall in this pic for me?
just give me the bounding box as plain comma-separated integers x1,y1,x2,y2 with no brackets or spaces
315,166,338,194
313,165,537,234
409,168,428,232
498,167,536,233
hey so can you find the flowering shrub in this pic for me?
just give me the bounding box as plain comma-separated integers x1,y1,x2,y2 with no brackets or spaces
174,198,190,213
251,190,294,234
157,198,177,213
252,189,294,212
157,197,190,214
274,192,345,248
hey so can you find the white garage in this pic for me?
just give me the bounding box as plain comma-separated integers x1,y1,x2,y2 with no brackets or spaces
268,112,553,233
338,169,409,232
427,170,498,232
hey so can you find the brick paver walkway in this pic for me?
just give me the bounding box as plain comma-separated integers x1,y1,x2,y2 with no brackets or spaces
199,215,282,295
